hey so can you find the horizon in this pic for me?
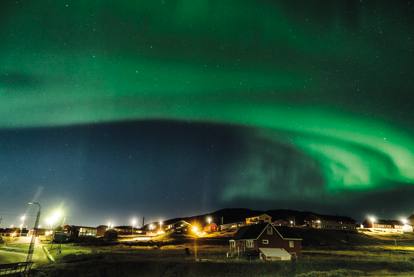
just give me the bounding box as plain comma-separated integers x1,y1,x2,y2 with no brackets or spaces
1,1,414,231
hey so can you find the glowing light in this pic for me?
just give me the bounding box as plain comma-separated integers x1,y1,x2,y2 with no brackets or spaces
206,216,212,224
368,216,377,224
131,218,137,227
400,218,408,225
20,215,26,222
191,223,203,237
149,223,155,231
47,209,63,227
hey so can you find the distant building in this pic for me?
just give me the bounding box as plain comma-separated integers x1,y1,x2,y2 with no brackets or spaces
114,226,134,235
97,225,108,237
203,223,218,233
63,225,97,239
272,219,291,227
305,215,356,231
245,214,272,225
220,221,245,231
0,228,20,237
166,220,191,234
228,223,302,260
362,219,407,232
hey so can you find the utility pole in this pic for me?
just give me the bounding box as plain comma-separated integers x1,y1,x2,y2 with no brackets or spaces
26,202,41,268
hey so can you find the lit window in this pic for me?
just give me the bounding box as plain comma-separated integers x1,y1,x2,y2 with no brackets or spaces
246,240,254,248
262,239,269,244
289,241,294,248
267,227,273,235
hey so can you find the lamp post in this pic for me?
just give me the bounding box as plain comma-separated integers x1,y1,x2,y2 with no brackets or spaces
26,202,41,267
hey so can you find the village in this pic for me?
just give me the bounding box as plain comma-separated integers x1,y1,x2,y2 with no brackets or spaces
2,208,414,276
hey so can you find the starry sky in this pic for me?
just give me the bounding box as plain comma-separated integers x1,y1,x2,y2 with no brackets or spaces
1,0,414,226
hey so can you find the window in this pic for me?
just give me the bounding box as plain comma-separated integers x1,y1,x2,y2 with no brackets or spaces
246,240,254,248
266,226,273,235
289,241,295,248
262,239,269,244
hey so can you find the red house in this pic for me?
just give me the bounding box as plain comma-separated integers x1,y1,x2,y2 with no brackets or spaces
228,223,302,260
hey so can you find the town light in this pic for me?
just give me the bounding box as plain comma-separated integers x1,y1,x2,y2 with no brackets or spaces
149,223,155,230
206,216,212,224
45,209,64,228
131,218,137,227
191,223,203,237
401,218,408,225
20,215,26,222
368,216,377,223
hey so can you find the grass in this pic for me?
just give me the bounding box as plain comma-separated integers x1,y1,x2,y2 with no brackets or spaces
18,230,414,276
28,243,414,276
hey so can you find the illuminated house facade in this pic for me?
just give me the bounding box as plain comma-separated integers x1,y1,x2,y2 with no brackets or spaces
305,215,356,230
362,219,409,232
63,225,97,239
229,223,302,260
245,214,272,225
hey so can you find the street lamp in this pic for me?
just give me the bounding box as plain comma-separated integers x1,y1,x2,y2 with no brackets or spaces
368,216,377,228
107,221,113,229
191,224,200,261
26,202,41,267
131,218,137,235
206,216,212,224
20,215,26,236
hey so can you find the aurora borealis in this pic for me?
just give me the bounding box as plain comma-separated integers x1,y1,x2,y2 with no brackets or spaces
1,1,414,225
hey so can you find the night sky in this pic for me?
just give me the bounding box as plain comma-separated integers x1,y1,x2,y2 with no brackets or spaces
1,1,414,227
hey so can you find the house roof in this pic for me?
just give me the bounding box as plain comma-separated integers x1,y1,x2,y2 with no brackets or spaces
233,223,302,240
375,219,403,226
259,248,291,258
275,226,302,239
246,213,271,219
234,223,267,240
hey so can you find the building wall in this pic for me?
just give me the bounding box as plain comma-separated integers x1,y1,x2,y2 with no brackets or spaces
256,227,301,256
230,226,302,257
246,214,272,225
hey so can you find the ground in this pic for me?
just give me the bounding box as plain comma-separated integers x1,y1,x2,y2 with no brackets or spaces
3,230,414,276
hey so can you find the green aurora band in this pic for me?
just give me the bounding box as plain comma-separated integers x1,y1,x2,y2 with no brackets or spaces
1,1,414,200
